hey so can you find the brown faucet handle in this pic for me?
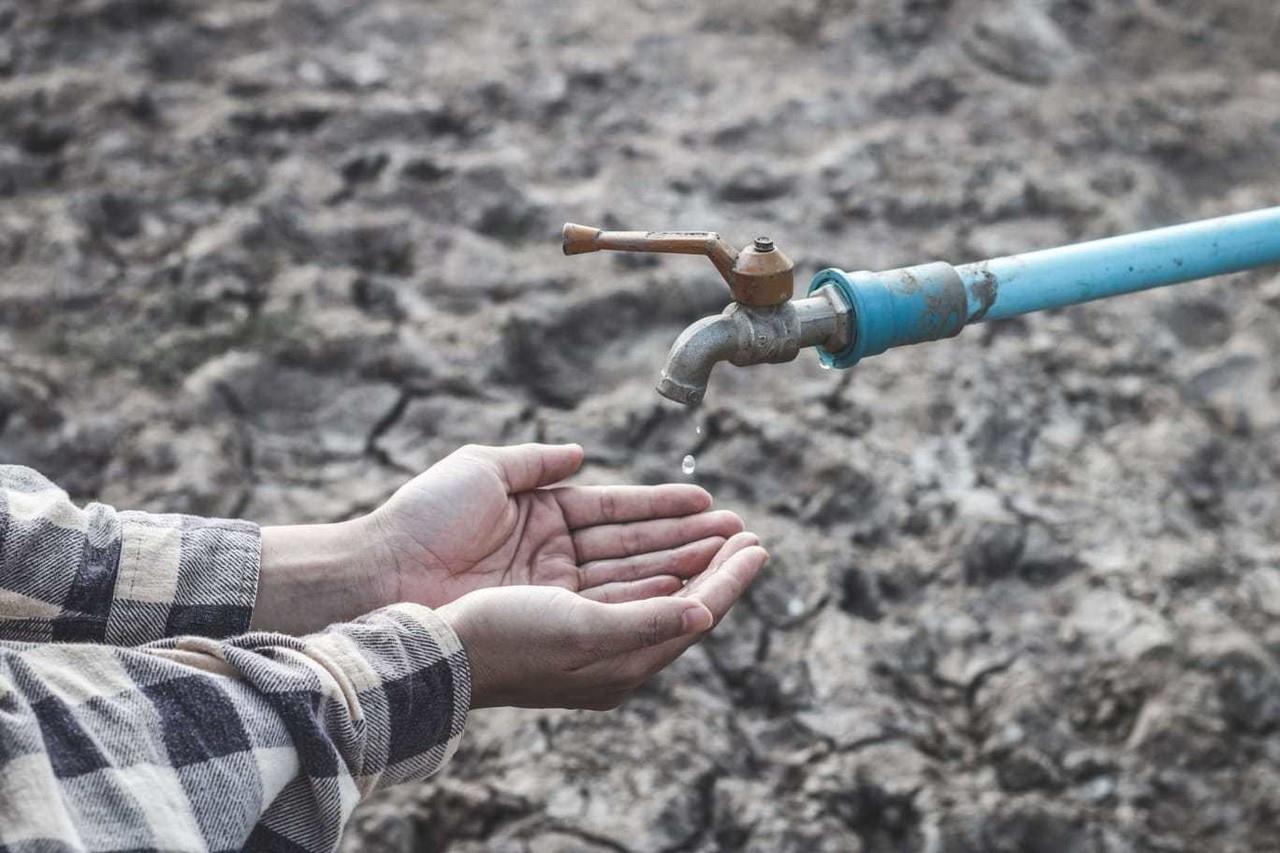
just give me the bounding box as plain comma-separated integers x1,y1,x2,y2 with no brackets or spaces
560,223,793,306
562,223,740,284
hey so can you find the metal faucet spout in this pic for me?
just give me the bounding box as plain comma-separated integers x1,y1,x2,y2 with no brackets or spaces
656,313,741,406
656,287,852,406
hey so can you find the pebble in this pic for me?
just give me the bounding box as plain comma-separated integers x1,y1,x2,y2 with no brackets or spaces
1242,567,1280,617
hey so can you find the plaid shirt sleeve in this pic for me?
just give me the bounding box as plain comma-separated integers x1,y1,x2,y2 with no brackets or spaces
0,465,260,644
0,603,472,852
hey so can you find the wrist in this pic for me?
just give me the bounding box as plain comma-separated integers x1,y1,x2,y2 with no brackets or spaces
254,515,396,633
436,596,494,709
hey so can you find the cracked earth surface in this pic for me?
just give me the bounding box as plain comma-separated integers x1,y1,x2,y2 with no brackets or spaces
4,1,1280,851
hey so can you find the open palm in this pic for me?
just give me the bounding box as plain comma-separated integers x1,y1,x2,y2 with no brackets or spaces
368,444,744,608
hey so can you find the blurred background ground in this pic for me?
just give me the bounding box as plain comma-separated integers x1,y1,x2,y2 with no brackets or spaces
4,1,1280,850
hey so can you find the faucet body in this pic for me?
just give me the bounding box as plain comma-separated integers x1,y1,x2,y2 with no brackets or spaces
656,287,850,405
564,206,1280,405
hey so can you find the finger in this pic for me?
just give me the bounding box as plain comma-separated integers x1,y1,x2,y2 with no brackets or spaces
683,545,768,626
551,484,712,529
572,510,744,563
579,536,725,587
606,546,769,681
577,596,712,658
463,443,584,493
579,575,684,604
679,531,760,599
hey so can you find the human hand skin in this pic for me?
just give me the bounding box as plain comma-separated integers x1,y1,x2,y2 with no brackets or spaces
253,444,745,634
438,532,768,710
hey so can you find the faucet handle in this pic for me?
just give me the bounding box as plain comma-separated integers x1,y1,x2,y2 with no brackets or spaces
561,224,740,283
561,223,794,306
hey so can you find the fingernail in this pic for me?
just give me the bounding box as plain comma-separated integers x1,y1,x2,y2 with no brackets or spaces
682,605,712,633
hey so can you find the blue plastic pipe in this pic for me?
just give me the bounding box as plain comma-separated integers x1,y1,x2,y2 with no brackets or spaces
810,206,1280,368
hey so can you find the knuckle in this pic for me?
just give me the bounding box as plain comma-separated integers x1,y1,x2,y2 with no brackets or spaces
451,444,489,468
639,614,662,649
600,491,619,522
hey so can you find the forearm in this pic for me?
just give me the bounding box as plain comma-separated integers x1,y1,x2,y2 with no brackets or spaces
255,516,397,634
0,605,471,852
0,462,401,641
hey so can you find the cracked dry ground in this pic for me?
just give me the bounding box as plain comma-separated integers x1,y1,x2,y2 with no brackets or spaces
4,1,1280,851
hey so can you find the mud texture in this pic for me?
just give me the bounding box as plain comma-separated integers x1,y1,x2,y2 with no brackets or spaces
5,1,1280,851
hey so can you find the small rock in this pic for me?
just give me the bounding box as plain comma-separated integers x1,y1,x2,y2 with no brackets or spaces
1242,567,1280,617
747,532,830,629
19,121,72,156
835,565,883,621
717,164,793,203
341,151,389,184
1076,775,1117,804
702,605,765,675
457,166,548,242
1160,298,1233,349
1018,524,1082,586
963,7,1075,86
1184,353,1276,432
349,276,404,321
1214,650,1280,736
1061,748,1116,782
75,191,143,240
996,746,1062,792
963,523,1026,584
1114,622,1177,663
343,53,389,89
1066,589,1176,663
980,800,1094,853
1127,675,1230,770
401,155,451,183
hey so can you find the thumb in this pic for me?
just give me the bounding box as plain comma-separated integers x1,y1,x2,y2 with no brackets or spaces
469,443,585,493
586,596,713,657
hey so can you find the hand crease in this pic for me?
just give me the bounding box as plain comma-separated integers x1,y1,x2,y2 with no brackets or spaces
498,498,533,587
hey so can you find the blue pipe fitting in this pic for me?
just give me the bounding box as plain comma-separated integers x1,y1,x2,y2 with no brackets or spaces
810,206,1280,368
809,263,968,368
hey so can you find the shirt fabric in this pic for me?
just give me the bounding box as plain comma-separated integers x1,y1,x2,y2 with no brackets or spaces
0,465,471,852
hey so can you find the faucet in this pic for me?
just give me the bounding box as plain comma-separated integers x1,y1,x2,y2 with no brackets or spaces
561,224,851,405
565,207,1280,405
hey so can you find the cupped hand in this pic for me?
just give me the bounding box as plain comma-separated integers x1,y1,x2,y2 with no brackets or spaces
367,443,744,608
438,532,769,710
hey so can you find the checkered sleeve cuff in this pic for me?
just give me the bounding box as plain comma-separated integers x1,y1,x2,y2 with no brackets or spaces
105,511,260,645
0,465,259,645
308,602,473,795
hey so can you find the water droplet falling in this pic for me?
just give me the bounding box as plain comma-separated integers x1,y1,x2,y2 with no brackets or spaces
695,425,702,435
682,454,696,475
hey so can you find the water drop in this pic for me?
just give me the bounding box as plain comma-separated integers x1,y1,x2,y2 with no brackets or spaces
819,360,832,370
787,598,805,617
681,454,696,475
695,425,702,435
